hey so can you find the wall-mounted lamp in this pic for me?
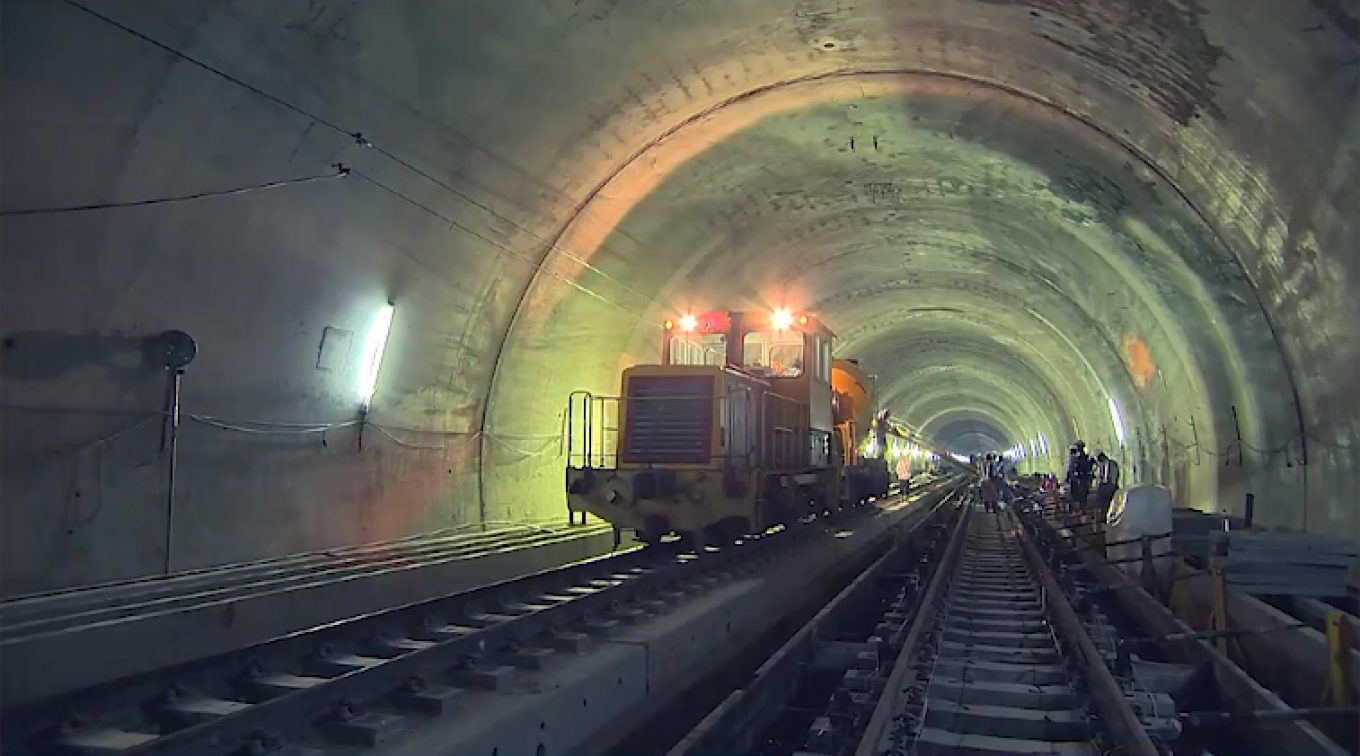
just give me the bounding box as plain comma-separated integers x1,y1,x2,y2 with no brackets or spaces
358,303,394,412
1108,397,1126,447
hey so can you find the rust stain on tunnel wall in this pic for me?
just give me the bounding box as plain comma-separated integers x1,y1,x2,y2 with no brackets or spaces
1122,334,1157,388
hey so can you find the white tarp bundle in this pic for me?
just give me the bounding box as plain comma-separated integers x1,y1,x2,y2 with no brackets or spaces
1106,484,1175,588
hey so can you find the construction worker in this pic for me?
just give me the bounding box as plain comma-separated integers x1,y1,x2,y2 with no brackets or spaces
978,453,998,513
1095,450,1121,515
896,454,912,495
992,453,1012,507
1065,441,1094,513
873,410,889,459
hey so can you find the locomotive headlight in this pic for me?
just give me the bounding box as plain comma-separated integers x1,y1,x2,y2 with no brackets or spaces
679,314,698,332
771,308,795,330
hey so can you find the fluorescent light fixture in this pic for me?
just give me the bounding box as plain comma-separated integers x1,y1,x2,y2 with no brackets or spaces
1108,397,1126,447
358,303,394,410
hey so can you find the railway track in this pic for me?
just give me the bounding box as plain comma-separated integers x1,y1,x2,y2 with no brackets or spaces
672,493,1176,756
2,523,613,635
2,478,961,756
878,510,1145,755
1,522,617,707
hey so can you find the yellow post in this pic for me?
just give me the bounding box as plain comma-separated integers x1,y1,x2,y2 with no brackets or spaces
1325,612,1355,706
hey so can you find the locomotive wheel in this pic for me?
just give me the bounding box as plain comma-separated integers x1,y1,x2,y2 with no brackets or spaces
761,488,797,530
677,529,708,552
703,517,749,547
636,530,664,547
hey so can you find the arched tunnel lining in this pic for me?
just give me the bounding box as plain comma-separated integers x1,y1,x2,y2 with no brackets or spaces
0,0,1354,596
484,69,1286,526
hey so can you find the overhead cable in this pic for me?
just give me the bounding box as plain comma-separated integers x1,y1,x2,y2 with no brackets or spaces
59,0,648,313
0,168,348,217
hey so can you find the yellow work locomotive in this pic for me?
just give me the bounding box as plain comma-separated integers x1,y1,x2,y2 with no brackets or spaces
564,309,891,546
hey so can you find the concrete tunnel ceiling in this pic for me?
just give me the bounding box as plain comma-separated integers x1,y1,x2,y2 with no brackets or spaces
494,73,1306,520
2,0,1357,593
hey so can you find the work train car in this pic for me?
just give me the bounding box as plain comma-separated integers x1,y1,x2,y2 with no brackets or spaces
564,309,890,546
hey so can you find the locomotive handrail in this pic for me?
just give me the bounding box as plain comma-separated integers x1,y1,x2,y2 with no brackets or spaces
564,379,834,473
564,388,769,469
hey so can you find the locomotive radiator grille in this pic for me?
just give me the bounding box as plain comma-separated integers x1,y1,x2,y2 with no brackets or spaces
622,375,714,464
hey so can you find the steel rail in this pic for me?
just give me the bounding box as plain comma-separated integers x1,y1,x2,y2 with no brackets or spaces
854,502,1163,756
5,478,960,756
852,491,973,756
1,525,621,709
664,487,967,756
1,527,611,638
1012,513,1160,756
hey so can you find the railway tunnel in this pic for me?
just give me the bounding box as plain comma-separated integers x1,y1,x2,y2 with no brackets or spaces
3,0,1357,596
1,2,1358,754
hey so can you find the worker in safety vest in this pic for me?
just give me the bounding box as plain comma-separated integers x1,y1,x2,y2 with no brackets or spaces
895,455,912,495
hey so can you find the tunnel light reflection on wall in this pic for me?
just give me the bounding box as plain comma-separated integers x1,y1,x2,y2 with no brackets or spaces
1038,433,1049,455
1029,439,1037,457
1108,397,1126,447
358,303,394,410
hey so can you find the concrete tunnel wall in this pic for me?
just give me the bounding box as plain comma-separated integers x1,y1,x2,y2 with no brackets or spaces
1,0,1356,596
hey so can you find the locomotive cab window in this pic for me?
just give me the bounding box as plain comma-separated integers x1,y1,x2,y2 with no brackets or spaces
743,330,804,378
811,335,832,382
669,333,726,366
